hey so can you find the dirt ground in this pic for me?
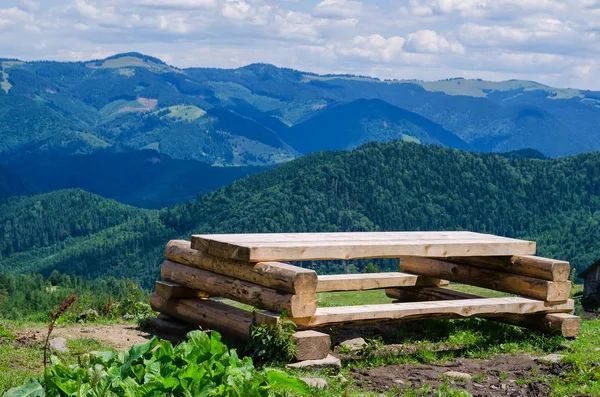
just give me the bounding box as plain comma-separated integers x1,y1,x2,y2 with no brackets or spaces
353,355,568,397
17,324,154,351
13,323,573,396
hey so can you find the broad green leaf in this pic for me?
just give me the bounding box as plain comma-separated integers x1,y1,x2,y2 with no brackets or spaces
209,332,228,356
86,377,113,397
3,379,45,397
130,364,145,383
86,364,108,388
266,370,310,395
93,351,117,364
143,361,161,383
119,378,141,397
186,330,210,354
160,377,180,390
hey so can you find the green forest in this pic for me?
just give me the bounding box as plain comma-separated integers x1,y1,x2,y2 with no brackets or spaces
0,271,146,321
1,141,599,287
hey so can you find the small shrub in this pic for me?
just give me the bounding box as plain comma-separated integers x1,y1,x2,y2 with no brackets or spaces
359,336,385,360
247,312,297,365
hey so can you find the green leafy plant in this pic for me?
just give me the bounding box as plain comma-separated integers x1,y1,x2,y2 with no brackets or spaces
6,331,308,397
359,336,385,360
247,312,297,365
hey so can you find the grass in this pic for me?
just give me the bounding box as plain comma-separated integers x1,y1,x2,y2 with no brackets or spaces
0,322,114,395
160,105,206,121
3,316,599,396
1,70,10,93
2,281,597,396
317,283,513,308
285,318,600,396
318,289,393,307
291,282,600,396
85,56,174,73
551,319,600,396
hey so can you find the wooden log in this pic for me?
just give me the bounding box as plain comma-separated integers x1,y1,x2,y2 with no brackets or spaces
316,272,447,292
254,311,282,326
165,240,318,294
161,260,318,318
484,313,581,338
150,294,252,340
386,287,580,338
400,257,571,302
155,281,209,299
385,286,481,301
292,331,331,361
443,255,570,282
191,232,536,262
145,317,197,336
290,297,574,328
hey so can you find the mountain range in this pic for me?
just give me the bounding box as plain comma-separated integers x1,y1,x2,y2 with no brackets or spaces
2,52,600,168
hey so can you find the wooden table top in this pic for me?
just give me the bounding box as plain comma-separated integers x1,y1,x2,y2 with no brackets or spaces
190,231,536,262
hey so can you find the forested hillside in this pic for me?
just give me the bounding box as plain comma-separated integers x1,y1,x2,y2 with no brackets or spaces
283,99,469,153
1,141,599,286
0,190,145,259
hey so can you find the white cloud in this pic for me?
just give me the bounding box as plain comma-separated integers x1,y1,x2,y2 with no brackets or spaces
404,29,465,53
312,0,363,19
71,0,121,24
2,0,600,89
136,0,217,9
221,0,252,20
410,0,567,19
19,0,40,12
341,34,406,62
272,11,321,41
458,24,531,47
0,7,30,30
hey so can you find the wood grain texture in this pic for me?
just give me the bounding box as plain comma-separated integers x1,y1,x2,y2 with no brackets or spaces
290,297,574,328
385,286,482,301
316,272,448,292
161,260,318,318
191,232,536,262
400,257,571,302
154,280,209,299
444,255,570,282
485,312,581,338
385,287,580,337
150,294,252,340
292,331,331,361
165,240,318,294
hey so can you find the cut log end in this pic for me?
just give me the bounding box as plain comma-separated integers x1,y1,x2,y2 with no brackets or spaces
155,281,209,299
292,330,331,361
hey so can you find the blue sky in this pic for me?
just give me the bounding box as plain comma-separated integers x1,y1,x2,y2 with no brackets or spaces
1,0,600,89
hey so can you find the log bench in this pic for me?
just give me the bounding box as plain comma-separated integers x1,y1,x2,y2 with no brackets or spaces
150,232,580,361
